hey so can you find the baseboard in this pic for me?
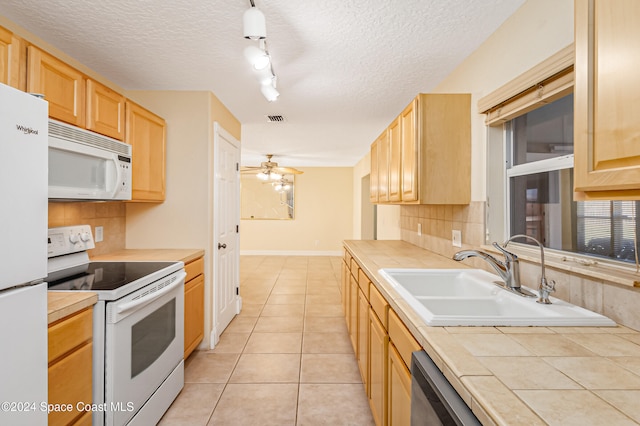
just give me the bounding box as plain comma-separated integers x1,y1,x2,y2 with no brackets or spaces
240,250,343,256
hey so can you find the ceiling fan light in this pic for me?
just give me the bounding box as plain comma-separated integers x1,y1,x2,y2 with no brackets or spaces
257,171,269,180
261,83,279,102
270,172,282,180
243,7,266,40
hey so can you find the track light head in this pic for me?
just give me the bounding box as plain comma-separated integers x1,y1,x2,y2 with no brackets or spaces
243,45,270,70
261,83,280,102
243,7,266,39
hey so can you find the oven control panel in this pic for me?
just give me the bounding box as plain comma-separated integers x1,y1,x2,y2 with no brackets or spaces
48,225,96,258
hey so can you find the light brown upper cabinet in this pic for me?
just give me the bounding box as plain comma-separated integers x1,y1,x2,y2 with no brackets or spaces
370,93,470,205
574,0,640,200
126,100,166,202
28,46,86,127
28,46,127,141
388,117,402,202
86,79,125,140
400,98,418,202
0,26,24,90
370,137,380,203
376,130,390,203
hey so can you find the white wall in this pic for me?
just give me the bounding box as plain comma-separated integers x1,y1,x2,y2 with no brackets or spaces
124,90,241,349
240,167,354,254
432,0,574,201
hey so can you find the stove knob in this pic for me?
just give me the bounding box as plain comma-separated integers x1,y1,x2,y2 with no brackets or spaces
69,233,80,244
80,232,91,242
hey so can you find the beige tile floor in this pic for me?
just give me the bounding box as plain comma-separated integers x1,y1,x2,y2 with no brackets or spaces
159,255,375,426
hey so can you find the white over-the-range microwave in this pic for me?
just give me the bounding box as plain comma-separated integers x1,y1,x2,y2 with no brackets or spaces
48,119,132,201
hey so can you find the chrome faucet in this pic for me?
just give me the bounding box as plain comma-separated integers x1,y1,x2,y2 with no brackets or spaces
504,234,556,304
453,243,536,297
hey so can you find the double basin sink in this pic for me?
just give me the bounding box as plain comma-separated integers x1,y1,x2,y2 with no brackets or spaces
378,268,616,327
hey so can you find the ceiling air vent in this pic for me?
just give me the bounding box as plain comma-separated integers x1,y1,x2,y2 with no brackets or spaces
266,115,286,123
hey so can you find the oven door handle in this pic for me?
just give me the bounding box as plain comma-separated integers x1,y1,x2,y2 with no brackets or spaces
116,271,186,314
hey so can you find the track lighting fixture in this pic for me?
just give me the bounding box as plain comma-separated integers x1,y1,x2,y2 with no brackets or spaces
243,0,280,102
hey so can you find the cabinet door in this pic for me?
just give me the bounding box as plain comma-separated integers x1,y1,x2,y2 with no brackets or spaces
126,100,166,201
369,307,388,426
341,260,349,317
48,342,92,426
370,139,379,203
184,274,205,359
388,117,402,202
574,0,640,197
349,271,359,353
401,98,418,202
388,343,412,426
357,287,369,391
0,26,22,89
27,46,85,127
377,131,390,203
86,79,125,140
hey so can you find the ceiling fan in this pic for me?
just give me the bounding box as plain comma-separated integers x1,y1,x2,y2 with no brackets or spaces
241,154,303,180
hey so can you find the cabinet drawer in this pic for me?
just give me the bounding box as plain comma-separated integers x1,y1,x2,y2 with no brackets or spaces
369,283,389,329
48,307,93,364
350,258,359,275
358,269,369,299
388,309,421,370
184,256,204,283
344,248,351,265
48,342,92,426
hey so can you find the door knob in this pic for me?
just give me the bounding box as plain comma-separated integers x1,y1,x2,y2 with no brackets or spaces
218,243,227,249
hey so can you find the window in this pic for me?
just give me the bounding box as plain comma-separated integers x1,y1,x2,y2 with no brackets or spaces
504,94,639,264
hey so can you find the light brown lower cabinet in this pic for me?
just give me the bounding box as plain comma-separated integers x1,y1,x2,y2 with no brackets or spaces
48,307,93,426
184,256,205,359
349,271,359,353
369,306,389,426
388,343,412,426
357,287,370,389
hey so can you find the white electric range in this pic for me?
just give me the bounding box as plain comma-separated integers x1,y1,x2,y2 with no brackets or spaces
47,225,185,426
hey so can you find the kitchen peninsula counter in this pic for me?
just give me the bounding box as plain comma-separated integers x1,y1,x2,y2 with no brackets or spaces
344,240,640,426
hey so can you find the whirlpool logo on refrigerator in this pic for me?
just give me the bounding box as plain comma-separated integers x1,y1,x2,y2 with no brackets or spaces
16,124,39,135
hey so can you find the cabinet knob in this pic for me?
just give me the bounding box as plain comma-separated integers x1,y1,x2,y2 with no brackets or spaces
218,243,227,249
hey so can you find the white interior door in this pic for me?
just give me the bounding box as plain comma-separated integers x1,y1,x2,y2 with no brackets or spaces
212,122,240,345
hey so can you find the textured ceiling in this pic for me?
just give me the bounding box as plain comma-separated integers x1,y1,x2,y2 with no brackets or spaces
0,0,525,167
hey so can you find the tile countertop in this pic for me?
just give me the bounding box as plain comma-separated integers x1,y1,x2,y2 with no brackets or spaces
48,292,98,325
90,248,204,264
344,240,640,426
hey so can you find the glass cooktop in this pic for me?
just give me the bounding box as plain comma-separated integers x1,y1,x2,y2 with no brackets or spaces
47,261,178,292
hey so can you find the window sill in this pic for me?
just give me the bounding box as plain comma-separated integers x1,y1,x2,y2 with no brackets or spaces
481,243,640,289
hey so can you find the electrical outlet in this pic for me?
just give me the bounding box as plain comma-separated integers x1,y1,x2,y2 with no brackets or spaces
417,223,422,236
452,230,462,247
95,226,104,243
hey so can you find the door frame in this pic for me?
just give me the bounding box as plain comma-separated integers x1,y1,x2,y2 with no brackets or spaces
209,121,241,348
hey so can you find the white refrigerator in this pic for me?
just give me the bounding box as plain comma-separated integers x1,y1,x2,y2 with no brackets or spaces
0,82,48,425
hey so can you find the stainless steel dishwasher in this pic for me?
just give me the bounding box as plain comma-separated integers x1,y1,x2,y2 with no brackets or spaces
411,351,481,426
